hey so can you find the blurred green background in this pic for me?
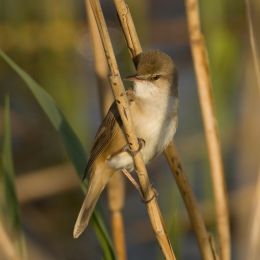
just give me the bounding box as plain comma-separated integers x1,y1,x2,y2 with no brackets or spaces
0,0,260,259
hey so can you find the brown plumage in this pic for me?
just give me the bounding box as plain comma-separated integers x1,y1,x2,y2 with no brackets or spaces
73,102,127,238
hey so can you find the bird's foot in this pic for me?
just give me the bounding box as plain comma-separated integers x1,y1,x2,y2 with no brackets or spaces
121,168,159,203
126,89,136,102
141,185,159,204
124,138,145,156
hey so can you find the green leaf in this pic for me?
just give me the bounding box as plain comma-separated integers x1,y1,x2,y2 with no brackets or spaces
1,50,86,175
1,96,27,259
0,49,116,260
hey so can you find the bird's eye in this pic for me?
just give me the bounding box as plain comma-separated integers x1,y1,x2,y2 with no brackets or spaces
151,75,160,81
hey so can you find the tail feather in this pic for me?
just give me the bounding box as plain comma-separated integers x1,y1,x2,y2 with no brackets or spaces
73,167,112,238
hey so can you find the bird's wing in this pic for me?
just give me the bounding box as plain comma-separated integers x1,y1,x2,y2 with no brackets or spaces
83,102,122,178
83,90,135,179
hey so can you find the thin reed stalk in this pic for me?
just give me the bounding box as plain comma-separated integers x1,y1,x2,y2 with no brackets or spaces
113,0,217,259
185,1,231,259
86,2,127,259
16,164,78,203
164,143,218,260
88,0,176,259
107,173,126,260
245,1,260,258
86,1,113,115
245,0,260,94
245,170,260,260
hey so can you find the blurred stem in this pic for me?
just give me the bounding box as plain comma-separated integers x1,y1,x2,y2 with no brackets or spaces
245,0,260,259
0,221,20,260
245,0,260,94
15,163,79,203
107,174,126,260
245,169,260,260
164,143,218,260
86,2,127,259
113,0,217,259
89,0,176,258
86,0,113,115
185,1,231,259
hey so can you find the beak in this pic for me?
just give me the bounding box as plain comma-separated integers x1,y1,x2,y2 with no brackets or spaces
124,74,142,82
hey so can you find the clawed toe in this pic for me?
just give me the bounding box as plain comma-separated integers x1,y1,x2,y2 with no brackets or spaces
137,138,145,150
121,169,158,203
123,137,145,156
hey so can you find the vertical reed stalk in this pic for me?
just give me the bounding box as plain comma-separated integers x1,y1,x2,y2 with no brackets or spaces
107,173,126,260
86,2,127,259
245,1,260,258
86,0,113,115
185,1,231,259
113,0,218,259
88,0,176,258
245,170,260,260
245,0,260,93
164,143,218,260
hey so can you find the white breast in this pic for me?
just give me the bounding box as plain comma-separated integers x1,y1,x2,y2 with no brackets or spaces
132,81,178,163
107,81,178,171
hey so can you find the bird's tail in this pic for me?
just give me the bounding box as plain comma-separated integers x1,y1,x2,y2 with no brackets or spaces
73,165,113,238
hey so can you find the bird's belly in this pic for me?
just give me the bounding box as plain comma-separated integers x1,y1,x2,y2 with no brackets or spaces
136,113,177,163
107,97,178,171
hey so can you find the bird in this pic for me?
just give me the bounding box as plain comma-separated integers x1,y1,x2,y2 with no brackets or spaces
73,50,179,238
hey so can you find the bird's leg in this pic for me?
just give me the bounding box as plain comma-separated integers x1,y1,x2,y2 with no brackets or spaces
121,168,159,203
120,138,158,203
123,138,146,156
121,168,142,196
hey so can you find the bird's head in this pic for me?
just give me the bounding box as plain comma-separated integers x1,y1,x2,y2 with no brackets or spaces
125,50,178,98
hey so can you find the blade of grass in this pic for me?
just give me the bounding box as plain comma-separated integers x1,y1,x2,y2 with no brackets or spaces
1,96,27,259
0,50,116,260
0,50,86,176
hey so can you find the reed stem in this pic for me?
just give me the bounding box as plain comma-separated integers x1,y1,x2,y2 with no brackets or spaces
185,1,231,259
113,0,218,259
85,2,127,259
88,0,176,258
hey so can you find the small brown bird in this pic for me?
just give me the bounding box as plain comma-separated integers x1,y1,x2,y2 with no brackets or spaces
73,50,179,238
